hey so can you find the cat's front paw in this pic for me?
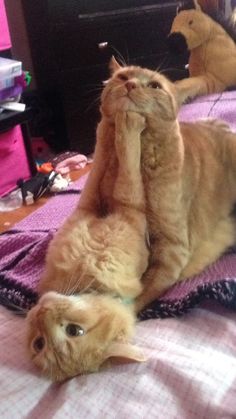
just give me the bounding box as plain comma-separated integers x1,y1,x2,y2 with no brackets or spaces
126,111,146,134
116,111,145,135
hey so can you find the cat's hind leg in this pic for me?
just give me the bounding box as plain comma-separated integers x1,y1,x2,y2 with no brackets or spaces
136,217,235,312
135,236,190,312
180,217,236,280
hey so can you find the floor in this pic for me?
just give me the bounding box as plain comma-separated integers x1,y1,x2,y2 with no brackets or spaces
0,165,91,234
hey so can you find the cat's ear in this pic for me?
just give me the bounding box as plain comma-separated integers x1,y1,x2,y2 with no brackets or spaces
103,341,147,364
109,56,122,74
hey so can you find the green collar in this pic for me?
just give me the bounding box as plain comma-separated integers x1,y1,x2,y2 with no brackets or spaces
113,295,134,306
120,297,134,305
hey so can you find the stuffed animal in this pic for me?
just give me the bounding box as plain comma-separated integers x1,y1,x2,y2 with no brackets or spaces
168,4,236,103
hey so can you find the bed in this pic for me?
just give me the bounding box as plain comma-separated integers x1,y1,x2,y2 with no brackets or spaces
0,92,236,418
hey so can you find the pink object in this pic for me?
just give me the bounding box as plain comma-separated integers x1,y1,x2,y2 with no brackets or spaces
0,125,31,196
55,154,92,175
0,0,11,51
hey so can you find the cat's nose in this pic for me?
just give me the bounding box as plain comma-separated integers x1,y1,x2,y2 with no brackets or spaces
125,80,136,92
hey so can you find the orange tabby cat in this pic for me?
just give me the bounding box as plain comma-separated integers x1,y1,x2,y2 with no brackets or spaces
28,59,236,380
100,58,236,311
27,111,148,381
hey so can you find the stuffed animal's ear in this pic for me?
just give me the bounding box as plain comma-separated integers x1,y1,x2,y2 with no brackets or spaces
103,341,147,364
109,56,122,74
193,0,202,10
177,0,201,14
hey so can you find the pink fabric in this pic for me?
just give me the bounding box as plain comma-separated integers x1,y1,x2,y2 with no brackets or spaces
0,125,31,196
179,91,236,132
1,91,236,416
0,304,235,418
0,0,11,51
55,154,91,175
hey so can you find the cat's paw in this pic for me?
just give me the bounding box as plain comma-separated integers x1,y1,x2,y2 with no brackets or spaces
126,111,146,134
116,111,145,135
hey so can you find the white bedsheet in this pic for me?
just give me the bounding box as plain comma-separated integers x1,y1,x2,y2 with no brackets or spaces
0,305,235,419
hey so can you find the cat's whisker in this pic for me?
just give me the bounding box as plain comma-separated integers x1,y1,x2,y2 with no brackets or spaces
61,278,70,295
85,95,101,113
84,86,103,95
67,281,80,296
48,362,53,381
69,276,96,296
64,267,87,296
52,350,62,374
124,44,130,66
64,269,79,295
109,45,127,67
84,82,103,88
154,55,169,73
70,89,102,117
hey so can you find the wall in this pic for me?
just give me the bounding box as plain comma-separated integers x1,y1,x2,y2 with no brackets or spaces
4,0,36,89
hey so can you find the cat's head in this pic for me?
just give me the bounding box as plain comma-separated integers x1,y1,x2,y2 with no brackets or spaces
27,291,146,381
100,57,179,122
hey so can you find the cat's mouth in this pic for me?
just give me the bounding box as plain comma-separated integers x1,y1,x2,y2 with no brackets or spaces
125,90,136,101
115,93,139,113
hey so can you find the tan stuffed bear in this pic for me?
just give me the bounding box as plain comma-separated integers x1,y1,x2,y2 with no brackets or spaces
168,6,236,103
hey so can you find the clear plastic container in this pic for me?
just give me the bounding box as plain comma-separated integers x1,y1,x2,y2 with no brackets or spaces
0,188,23,212
0,57,22,81
0,76,15,90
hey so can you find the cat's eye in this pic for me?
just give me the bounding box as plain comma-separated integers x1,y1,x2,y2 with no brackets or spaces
117,73,128,81
148,81,162,89
33,336,45,353
66,323,85,337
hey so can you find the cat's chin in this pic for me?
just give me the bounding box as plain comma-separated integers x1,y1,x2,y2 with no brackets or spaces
101,97,141,122
116,96,138,111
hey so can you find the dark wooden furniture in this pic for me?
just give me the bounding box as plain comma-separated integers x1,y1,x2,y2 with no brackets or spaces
22,0,192,154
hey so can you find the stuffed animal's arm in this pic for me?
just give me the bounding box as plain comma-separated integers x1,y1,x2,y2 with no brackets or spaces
175,75,226,105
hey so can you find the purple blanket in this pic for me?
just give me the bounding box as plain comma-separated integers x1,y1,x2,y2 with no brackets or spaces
1,91,236,319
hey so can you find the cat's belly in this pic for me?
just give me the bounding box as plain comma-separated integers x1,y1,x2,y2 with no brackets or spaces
38,215,148,299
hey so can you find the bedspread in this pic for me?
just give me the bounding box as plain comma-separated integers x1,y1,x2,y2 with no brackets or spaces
1,91,236,418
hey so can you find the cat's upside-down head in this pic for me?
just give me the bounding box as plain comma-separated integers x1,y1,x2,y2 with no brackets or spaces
27,292,146,381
